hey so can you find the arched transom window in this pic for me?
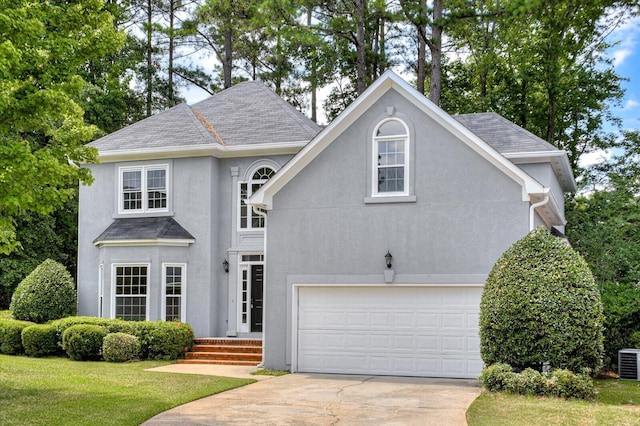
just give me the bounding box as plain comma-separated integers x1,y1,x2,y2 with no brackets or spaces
240,166,275,229
373,118,409,196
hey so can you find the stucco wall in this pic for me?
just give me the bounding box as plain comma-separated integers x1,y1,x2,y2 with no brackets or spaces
262,89,532,370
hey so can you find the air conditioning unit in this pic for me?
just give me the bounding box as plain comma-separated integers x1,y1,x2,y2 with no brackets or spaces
619,349,640,380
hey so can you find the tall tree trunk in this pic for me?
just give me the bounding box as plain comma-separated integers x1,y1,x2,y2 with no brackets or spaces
354,0,367,94
429,0,443,105
146,0,152,115
168,0,175,106
307,7,317,122
223,25,232,89
417,26,426,95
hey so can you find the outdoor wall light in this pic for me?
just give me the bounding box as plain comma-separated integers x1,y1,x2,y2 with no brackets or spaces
385,251,393,269
222,259,229,273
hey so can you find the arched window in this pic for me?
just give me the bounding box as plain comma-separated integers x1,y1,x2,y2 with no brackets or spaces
373,118,409,196
239,166,275,229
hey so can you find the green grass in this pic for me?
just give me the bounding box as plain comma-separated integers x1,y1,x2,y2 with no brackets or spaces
251,368,289,376
467,379,640,426
0,355,254,426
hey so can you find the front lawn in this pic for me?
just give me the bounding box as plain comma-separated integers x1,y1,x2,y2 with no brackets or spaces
0,355,254,426
467,379,640,426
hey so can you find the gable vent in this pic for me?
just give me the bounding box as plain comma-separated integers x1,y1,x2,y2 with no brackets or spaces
619,349,640,380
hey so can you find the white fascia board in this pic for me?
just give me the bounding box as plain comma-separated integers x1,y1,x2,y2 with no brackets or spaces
503,151,577,192
94,238,195,247
94,141,308,163
250,70,544,209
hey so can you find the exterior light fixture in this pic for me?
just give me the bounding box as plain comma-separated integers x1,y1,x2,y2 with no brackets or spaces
222,259,229,273
385,251,393,269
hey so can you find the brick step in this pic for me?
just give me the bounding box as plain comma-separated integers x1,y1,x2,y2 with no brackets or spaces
185,352,262,362
191,344,262,354
177,359,260,366
194,338,262,347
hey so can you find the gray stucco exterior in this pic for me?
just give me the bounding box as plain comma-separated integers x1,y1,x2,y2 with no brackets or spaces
77,72,575,376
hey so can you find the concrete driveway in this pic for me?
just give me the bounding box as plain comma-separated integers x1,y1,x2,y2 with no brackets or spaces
143,371,481,425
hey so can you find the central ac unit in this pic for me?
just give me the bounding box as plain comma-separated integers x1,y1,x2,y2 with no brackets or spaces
619,349,640,380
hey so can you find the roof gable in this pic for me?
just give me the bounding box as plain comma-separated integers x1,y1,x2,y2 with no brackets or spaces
250,71,548,210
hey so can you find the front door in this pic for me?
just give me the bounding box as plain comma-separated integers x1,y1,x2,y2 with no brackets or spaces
250,264,263,332
238,254,264,333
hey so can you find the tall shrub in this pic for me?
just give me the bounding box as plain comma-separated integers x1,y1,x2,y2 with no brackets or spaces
10,259,77,323
480,228,604,372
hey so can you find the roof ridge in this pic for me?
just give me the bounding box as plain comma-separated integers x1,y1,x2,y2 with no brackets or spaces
192,108,225,145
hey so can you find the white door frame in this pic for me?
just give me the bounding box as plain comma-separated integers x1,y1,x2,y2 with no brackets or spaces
237,253,264,334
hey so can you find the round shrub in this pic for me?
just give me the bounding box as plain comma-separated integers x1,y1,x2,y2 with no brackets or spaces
102,333,140,362
147,321,194,360
480,228,604,372
62,324,107,361
0,319,33,354
22,324,60,357
10,259,77,323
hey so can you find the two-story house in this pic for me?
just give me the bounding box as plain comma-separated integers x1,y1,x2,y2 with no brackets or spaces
78,71,575,378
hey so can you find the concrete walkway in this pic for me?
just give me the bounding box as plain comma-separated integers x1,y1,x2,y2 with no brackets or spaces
143,365,481,425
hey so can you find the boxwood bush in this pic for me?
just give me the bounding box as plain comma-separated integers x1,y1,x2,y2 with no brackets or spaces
10,259,77,323
62,324,108,361
102,333,140,362
480,228,604,373
0,318,33,354
480,363,595,400
22,324,60,357
147,321,194,360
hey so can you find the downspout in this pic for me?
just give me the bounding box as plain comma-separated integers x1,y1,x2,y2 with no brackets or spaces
252,205,267,368
529,191,550,231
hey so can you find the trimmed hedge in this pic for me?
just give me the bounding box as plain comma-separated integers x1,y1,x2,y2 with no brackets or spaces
103,333,140,362
62,324,108,361
147,321,194,360
480,363,595,400
0,318,34,354
22,324,60,357
480,228,604,372
49,317,193,361
10,259,77,323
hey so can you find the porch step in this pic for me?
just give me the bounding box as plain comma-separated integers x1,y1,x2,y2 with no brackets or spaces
178,338,262,366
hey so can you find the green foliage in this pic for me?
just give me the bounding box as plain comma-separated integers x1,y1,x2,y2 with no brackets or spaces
0,0,124,254
0,318,33,354
631,331,640,349
102,333,141,363
147,321,194,360
480,228,604,372
21,324,60,357
62,324,108,361
480,363,595,400
10,259,77,323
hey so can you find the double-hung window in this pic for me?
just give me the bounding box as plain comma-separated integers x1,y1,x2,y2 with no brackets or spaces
162,264,186,322
114,265,148,321
239,166,275,229
373,119,409,196
120,165,169,213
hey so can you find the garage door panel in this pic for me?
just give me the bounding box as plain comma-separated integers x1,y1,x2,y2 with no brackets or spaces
297,286,483,378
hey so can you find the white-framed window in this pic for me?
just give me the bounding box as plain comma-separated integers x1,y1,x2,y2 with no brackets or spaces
113,264,149,321
162,263,186,322
239,166,275,229
372,118,409,196
119,164,169,213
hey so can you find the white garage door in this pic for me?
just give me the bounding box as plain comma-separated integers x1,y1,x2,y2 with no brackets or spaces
296,286,483,378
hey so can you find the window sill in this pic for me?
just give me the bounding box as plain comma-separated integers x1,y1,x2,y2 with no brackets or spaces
364,195,417,204
113,211,174,219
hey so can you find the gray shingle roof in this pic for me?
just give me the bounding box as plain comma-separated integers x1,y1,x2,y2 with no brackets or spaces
89,103,216,151
454,112,558,154
89,81,322,153
191,81,322,146
94,217,195,243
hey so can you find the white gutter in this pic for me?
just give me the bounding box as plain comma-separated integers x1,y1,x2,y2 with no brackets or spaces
529,191,550,231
